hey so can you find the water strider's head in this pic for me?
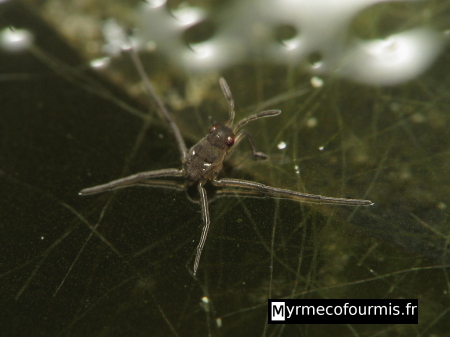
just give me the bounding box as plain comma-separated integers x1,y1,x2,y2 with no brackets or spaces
206,124,235,150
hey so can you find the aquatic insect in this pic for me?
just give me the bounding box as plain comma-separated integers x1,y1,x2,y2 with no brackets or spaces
80,50,373,274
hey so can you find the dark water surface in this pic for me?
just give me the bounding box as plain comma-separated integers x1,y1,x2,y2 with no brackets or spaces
1,1,449,336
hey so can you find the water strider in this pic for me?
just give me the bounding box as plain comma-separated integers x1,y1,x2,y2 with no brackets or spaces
80,49,373,274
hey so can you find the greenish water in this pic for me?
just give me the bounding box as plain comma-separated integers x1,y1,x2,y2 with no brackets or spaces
1,1,449,336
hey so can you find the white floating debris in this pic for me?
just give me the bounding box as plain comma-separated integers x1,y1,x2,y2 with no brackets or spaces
0,27,33,52
133,0,444,85
277,141,287,150
90,57,110,69
310,76,324,88
306,117,318,128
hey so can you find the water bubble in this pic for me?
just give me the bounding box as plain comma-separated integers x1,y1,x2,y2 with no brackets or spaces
277,141,287,150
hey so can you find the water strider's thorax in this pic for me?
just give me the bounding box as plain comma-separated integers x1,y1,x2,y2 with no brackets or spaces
183,124,235,182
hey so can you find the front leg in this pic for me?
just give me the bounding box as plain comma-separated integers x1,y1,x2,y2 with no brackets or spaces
234,131,268,159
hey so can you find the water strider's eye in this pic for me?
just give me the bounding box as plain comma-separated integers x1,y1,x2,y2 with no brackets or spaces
209,125,218,133
226,136,235,146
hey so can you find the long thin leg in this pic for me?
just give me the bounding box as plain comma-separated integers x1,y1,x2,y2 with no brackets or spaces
127,47,188,160
233,130,268,159
131,179,187,191
79,168,184,195
233,109,281,133
194,182,211,275
220,78,235,127
212,178,373,206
